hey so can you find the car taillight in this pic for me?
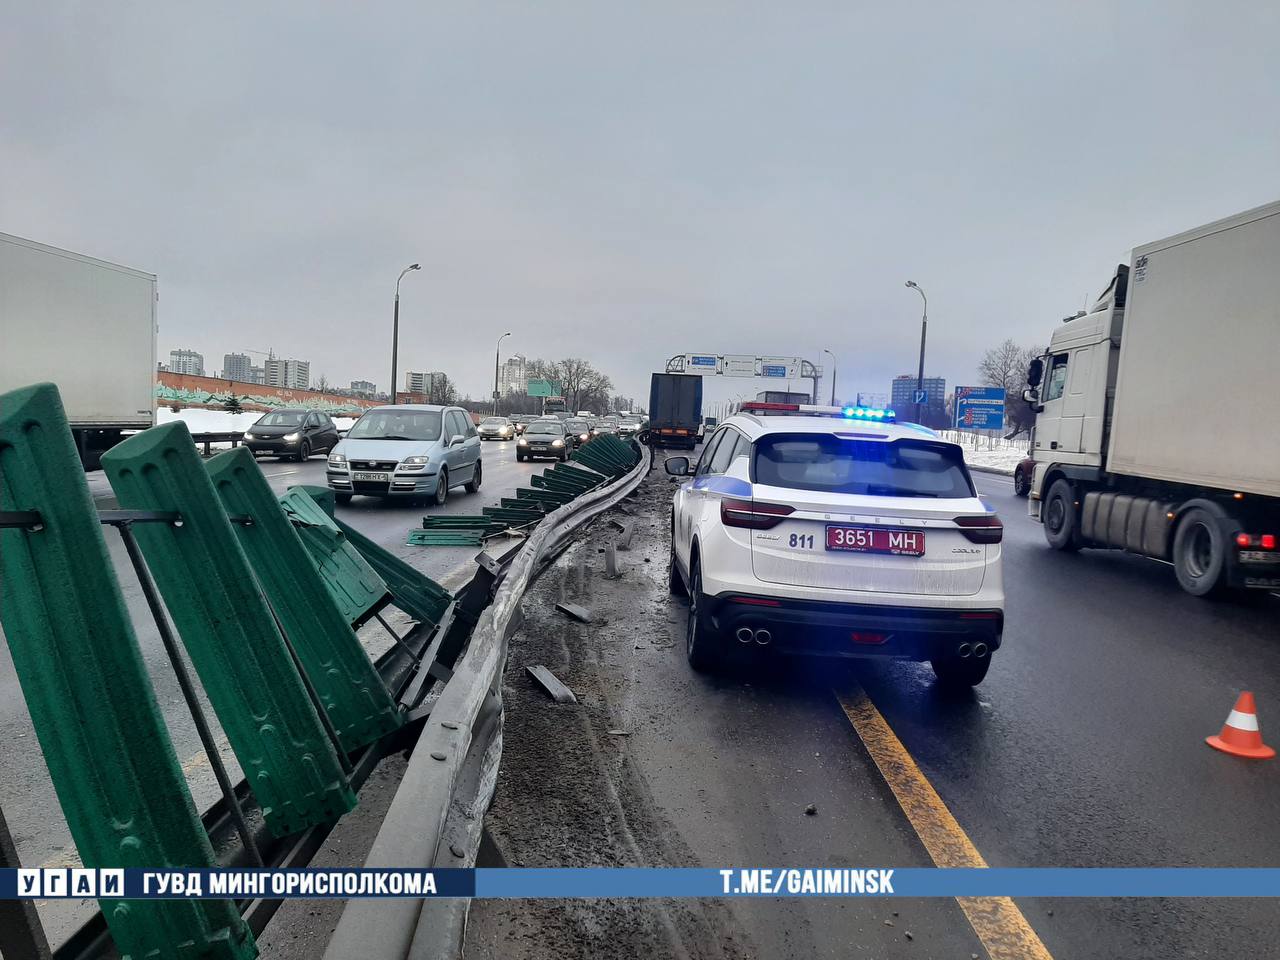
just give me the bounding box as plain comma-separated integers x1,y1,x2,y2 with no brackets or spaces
721,498,794,530
954,515,1003,544
1238,533,1277,550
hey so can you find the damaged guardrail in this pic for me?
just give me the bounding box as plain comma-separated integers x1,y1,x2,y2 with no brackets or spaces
0,383,468,960
322,438,652,960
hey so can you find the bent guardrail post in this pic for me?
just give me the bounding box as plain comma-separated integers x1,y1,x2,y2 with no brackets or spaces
102,421,357,837
207,448,403,754
293,485,453,627
0,383,256,960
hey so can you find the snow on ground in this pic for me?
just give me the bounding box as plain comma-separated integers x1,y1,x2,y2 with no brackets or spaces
157,408,261,433
936,429,1029,476
153,408,363,451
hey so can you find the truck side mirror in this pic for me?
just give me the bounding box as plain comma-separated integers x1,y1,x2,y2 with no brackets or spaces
1027,357,1044,388
1023,388,1041,407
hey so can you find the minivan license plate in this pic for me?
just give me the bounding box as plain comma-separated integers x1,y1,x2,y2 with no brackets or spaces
826,525,925,556
352,471,390,482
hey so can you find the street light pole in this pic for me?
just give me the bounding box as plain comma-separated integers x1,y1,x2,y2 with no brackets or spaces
905,281,928,423
823,348,838,405
493,331,511,415
391,263,421,404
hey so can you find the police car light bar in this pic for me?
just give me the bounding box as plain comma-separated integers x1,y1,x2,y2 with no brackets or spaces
738,402,897,422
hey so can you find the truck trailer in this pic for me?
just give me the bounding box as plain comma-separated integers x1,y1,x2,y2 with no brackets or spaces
1023,200,1280,596
649,373,703,449
1,232,157,468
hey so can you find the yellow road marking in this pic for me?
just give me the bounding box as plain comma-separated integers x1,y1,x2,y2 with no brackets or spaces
836,686,1054,960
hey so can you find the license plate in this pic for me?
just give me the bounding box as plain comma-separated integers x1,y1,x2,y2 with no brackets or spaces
826,525,925,556
352,471,390,482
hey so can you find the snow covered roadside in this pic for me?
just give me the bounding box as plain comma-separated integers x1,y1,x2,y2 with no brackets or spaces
153,408,360,451
936,430,1029,477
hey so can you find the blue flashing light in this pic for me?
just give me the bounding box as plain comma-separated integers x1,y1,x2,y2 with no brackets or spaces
841,405,896,423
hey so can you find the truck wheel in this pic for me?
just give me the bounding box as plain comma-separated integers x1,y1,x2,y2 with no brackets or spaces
1043,479,1081,552
1013,465,1030,497
1172,507,1227,597
931,653,991,687
685,563,722,672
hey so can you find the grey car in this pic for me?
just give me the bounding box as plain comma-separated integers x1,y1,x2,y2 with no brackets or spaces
478,416,516,440
516,419,572,462
326,404,481,506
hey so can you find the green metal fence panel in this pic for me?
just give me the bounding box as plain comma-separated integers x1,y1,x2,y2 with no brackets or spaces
277,488,391,628
207,449,402,753
0,384,255,960
294,486,452,627
102,423,356,837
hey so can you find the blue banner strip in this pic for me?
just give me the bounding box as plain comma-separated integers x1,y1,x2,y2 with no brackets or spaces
5,868,1280,900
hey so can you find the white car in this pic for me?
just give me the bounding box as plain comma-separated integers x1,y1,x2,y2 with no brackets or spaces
665,403,1004,685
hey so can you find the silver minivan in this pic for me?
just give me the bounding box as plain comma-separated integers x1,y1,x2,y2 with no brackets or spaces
326,404,481,505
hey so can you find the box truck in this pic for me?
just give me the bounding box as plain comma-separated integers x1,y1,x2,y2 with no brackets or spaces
0,233,157,468
649,373,703,449
1023,201,1280,596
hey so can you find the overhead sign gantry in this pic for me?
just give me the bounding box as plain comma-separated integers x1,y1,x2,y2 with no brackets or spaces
665,354,823,400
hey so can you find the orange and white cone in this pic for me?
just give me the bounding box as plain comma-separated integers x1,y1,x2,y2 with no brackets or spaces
1206,692,1275,760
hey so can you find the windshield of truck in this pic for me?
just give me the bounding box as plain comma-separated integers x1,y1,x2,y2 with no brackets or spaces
346,410,442,441
255,411,306,426
753,434,973,498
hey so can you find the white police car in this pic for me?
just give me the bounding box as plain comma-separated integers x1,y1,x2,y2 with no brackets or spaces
665,403,1004,685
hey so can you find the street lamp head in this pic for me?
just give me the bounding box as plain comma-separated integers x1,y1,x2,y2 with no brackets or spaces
409,263,421,271
905,280,917,289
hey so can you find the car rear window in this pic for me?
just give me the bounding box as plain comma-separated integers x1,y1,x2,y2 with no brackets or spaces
752,434,973,498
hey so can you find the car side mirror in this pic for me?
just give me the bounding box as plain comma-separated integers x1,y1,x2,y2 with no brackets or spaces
1027,357,1044,388
664,456,691,477
449,434,465,447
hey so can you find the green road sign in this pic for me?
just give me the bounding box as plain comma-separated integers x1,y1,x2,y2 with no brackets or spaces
527,379,560,398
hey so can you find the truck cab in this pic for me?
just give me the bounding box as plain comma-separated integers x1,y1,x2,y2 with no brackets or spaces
1025,266,1126,519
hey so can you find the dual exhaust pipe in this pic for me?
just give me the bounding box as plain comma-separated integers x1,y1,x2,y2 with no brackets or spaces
955,641,989,659
736,626,772,646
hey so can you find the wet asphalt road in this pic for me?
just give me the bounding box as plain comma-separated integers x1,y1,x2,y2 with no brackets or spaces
862,472,1280,957
0,437,552,946
472,457,1280,960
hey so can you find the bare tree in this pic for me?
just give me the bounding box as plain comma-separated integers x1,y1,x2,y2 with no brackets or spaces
317,373,330,392
978,339,1042,437
426,373,459,406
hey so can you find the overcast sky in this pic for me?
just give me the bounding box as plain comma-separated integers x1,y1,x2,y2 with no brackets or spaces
4,2,1277,408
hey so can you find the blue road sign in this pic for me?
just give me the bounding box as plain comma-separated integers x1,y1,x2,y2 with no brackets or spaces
689,355,718,367
762,365,787,378
912,389,928,405
954,386,1007,430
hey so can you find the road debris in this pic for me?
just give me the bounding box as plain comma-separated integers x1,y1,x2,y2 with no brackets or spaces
555,601,593,623
525,665,578,704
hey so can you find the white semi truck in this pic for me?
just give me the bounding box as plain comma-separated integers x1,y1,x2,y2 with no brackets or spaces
0,232,157,468
1023,200,1280,597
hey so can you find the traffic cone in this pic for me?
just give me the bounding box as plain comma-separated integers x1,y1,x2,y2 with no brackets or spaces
1206,692,1275,759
